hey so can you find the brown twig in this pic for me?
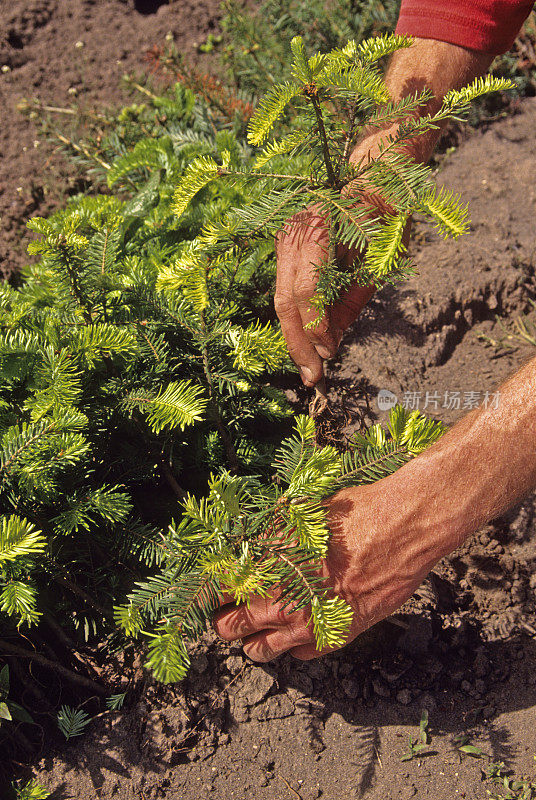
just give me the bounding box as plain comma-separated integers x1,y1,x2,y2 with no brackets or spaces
278,774,303,799
53,573,113,621
161,459,187,501
0,640,106,696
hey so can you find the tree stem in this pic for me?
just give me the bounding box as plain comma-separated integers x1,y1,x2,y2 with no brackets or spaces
200,314,240,472
161,460,187,501
52,573,113,621
309,91,336,186
0,641,106,696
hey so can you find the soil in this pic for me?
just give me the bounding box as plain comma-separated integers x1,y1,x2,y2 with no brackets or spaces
0,0,222,278
3,3,536,799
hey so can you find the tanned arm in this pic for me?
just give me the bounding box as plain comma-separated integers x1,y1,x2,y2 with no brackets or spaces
214,356,536,661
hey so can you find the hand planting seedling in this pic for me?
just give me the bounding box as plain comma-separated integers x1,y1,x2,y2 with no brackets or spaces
0,27,510,684
113,34,511,680
117,407,443,679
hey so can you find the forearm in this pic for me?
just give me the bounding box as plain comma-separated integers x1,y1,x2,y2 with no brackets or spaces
351,38,494,166
380,356,536,572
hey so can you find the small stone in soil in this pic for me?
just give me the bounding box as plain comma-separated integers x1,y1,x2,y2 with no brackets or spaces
372,679,391,698
396,689,412,705
225,655,243,673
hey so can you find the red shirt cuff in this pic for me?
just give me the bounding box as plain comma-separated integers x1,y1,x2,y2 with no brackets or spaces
395,0,534,54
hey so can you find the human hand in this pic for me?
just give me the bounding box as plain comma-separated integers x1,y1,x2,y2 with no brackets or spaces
275,210,375,387
274,128,416,389
212,472,441,662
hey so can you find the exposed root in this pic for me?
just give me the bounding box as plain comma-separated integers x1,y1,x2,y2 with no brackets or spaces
309,377,329,418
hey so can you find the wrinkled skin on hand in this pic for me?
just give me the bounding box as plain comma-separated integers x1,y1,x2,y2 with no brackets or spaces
275,208,375,387
213,480,431,662
274,142,413,388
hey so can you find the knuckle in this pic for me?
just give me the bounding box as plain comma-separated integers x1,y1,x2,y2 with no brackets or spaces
213,610,243,641
293,278,316,302
274,293,294,316
212,617,229,640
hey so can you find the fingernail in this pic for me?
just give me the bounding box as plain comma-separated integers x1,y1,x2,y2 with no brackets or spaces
315,345,333,360
300,366,314,384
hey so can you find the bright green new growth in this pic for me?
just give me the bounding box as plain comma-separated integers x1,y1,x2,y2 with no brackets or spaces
172,34,511,322
0,517,46,626
114,34,511,682
0,79,295,647
2,32,510,687
12,780,50,800
117,406,443,681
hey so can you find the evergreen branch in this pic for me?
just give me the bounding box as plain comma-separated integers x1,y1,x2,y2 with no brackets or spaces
441,75,514,112
253,130,311,170
264,544,315,605
173,151,231,218
145,627,189,683
0,516,46,564
247,81,301,145
123,380,208,433
419,185,469,239
0,581,41,626
363,212,408,278
311,594,353,650
306,188,377,247
357,33,413,63
339,443,411,483
0,421,56,477
57,705,92,740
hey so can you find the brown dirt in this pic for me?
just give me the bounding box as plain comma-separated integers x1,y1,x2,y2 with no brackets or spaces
0,0,222,278
4,4,536,799
330,102,536,431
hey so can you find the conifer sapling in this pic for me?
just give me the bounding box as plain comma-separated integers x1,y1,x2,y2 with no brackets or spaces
116,34,512,681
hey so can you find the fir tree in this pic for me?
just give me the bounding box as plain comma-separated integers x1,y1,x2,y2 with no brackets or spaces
114,34,511,681
0,80,292,667
4,32,512,685
169,34,511,325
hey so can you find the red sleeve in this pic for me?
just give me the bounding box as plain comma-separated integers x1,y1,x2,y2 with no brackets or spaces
395,0,534,54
